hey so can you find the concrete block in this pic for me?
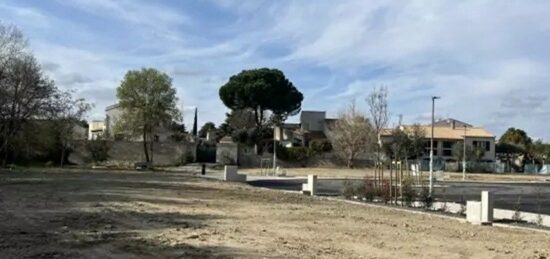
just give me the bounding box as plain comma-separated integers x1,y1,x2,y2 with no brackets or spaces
302,175,317,196
466,201,482,225
224,165,247,182
481,191,493,224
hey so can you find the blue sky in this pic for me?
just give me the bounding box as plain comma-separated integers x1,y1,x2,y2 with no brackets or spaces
1,0,550,140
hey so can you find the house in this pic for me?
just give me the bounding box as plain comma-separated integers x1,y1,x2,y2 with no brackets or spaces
104,104,175,142
380,118,496,162
105,104,122,139
88,120,105,140
274,111,335,147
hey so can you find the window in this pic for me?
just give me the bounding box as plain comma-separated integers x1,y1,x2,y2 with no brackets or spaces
424,141,438,156
442,141,454,157
485,141,490,151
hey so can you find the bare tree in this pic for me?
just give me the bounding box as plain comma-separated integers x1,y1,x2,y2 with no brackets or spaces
0,54,58,166
0,23,26,65
367,86,389,183
51,91,91,167
327,100,376,168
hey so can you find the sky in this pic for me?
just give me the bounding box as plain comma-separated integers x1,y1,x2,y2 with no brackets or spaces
1,0,550,140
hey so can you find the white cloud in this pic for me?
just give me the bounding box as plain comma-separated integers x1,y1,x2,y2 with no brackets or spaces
3,0,550,140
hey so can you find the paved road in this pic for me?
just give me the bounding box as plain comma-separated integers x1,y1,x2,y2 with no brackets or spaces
248,178,550,214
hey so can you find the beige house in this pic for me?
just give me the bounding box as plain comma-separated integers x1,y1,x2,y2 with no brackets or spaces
274,111,335,147
88,120,106,140
104,104,175,142
380,118,496,162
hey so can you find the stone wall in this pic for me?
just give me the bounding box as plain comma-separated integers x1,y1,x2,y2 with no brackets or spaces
69,140,197,167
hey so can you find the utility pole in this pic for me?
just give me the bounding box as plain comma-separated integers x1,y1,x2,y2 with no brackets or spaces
429,96,440,196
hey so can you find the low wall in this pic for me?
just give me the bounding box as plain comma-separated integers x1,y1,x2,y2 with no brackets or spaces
69,140,197,167
429,201,550,227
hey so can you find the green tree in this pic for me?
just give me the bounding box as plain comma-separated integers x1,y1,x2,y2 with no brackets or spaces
199,122,216,138
384,127,411,161
217,109,257,139
407,124,426,161
452,142,473,162
528,139,550,164
116,68,181,163
499,128,532,147
192,107,198,136
219,68,303,128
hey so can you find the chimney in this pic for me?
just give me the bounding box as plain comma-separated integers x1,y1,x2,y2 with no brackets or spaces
451,120,456,129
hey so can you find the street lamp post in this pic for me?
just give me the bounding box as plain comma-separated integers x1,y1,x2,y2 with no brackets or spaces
462,126,467,181
273,126,278,176
429,96,440,196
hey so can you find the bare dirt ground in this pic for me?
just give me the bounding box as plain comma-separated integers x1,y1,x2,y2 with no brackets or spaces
0,169,549,258
241,167,550,182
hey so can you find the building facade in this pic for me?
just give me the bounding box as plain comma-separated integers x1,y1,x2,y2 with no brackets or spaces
103,104,175,142
88,120,106,140
274,111,334,147
380,118,496,162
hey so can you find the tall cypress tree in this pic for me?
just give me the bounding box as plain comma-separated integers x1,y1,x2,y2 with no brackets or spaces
192,108,198,136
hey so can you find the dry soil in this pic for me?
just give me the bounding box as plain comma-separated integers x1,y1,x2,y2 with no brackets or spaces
0,169,548,258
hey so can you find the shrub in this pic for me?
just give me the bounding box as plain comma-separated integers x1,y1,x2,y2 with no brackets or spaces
363,178,375,201
277,146,312,163
310,139,333,153
401,177,416,207
420,187,433,210
379,180,391,204
342,180,358,199
85,138,110,163
287,147,311,161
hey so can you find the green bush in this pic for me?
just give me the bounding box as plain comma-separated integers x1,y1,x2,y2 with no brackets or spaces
310,139,333,153
276,145,312,162
86,138,110,163
287,147,311,161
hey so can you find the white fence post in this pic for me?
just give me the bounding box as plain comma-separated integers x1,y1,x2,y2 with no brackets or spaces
481,191,493,225
302,175,317,196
